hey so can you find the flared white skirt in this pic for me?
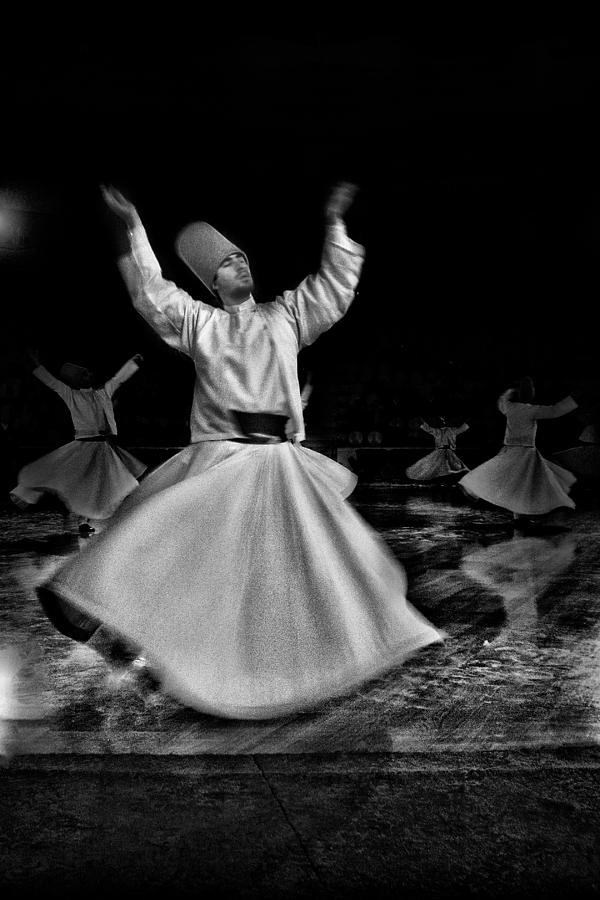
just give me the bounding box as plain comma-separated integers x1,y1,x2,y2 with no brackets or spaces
406,448,469,481
458,446,576,515
41,440,443,719
11,440,146,519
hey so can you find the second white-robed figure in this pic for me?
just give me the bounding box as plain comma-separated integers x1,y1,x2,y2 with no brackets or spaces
11,351,146,526
459,377,578,517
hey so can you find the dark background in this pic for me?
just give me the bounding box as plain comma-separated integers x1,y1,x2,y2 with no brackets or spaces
1,29,599,445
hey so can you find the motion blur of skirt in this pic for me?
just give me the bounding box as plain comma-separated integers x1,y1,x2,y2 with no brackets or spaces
10,439,146,520
458,445,576,515
38,440,443,720
405,448,469,481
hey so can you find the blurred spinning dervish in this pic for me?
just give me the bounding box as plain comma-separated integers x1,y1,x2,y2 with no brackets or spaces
11,349,146,534
37,180,443,720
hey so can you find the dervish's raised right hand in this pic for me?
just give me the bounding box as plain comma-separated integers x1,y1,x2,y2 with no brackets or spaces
26,347,41,368
100,185,140,230
325,182,359,223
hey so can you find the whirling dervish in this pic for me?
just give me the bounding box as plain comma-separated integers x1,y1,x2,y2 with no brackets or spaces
459,376,578,521
10,349,146,534
36,181,443,720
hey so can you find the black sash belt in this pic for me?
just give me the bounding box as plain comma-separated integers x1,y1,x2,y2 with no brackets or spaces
230,411,288,443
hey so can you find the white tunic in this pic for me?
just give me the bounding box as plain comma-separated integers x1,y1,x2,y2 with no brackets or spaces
497,390,578,448
420,422,469,449
33,360,140,439
118,219,364,442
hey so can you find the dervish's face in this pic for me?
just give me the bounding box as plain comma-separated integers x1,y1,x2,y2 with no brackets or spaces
77,369,94,389
213,252,254,304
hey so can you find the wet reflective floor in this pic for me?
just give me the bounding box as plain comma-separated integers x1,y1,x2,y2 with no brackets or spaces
2,484,600,758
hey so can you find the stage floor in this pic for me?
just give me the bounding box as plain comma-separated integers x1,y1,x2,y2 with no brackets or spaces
2,485,600,759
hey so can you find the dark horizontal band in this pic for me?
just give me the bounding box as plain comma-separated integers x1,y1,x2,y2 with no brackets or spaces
230,410,288,440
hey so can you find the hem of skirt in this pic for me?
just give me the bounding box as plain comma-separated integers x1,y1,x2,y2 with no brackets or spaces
458,480,576,514
9,483,138,520
406,468,469,481
9,491,37,510
37,586,101,642
116,459,148,479
161,635,446,720
44,576,445,719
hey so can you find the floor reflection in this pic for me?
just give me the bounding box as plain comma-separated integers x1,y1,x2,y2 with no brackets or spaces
460,531,578,633
2,489,600,755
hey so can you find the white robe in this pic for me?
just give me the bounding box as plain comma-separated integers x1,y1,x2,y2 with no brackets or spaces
406,423,469,481
31,360,140,438
459,393,578,515
120,219,364,442
39,218,444,719
11,361,146,519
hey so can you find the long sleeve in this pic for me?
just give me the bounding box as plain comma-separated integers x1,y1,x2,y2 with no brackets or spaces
117,220,214,355
104,358,141,398
497,389,514,414
455,423,469,435
531,396,579,420
273,219,365,348
419,423,435,435
32,365,72,405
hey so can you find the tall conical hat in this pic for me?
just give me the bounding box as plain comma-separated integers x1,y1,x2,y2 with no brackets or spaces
175,222,248,295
